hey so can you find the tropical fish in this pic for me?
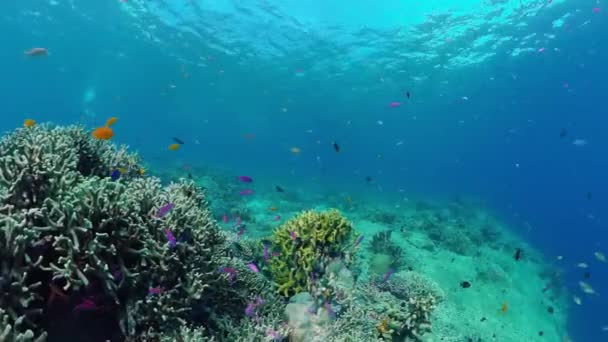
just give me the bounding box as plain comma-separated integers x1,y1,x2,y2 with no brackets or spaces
238,176,253,183
579,281,596,295
514,248,522,261
273,215,281,221
74,298,97,311
239,189,254,196
172,137,185,145
332,141,340,152
460,281,471,288
219,267,237,283
290,147,301,154
501,301,508,313
275,186,284,192
269,207,278,211
222,214,229,223
594,252,606,262
165,228,177,248
236,226,246,239
262,241,271,261
156,203,175,218
247,263,259,273
138,168,146,175
168,143,181,151
354,235,364,247
573,139,588,147
110,169,121,181
383,268,395,282
406,91,411,99
92,126,114,140
105,117,118,126
148,286,164,295
573,295,582,305
24,119,36,127
577,262,589,268
324,302,336,319
289,230,297,240
244,296,264,317
389,102,402,108
24,48,48,56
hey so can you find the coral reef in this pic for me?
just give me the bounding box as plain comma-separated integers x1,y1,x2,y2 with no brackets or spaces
0,125,276,341
369,230,404,271
268,209,355,297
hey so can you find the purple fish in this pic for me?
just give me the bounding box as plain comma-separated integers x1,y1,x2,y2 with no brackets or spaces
148,286,164,295
354,235,364,247
238,176,253,183
236,226,246,239
244,296,264,317
247,263,259,273
383,268,395,282
324,302,336,319
289,230,297,240
245,302,257,316
165,228,177,248
239,189,254,196
263,242,270,261
272,251,281,257
219,267,237,283
156,203,175,218
74,298,97,311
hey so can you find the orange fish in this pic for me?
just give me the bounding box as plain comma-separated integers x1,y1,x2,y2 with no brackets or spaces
92,126,114,140
501,301,508,314
269,207,278,212
24,119,36,128
168,143,180,151
290,147,301,154
105,117,118,127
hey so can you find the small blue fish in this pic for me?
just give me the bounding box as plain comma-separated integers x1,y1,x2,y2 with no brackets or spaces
354,235,364,247
110,169,121,181
383,268,395,282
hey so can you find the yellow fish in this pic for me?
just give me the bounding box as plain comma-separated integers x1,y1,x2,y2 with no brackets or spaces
290,147,301,154
117,167,128,174
269,207,278,212
138,168,146,175
105,117,118,127
168,143,181,151
24,119,36,128
501,301,508,314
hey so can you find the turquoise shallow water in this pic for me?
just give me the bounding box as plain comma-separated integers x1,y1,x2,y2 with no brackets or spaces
1,0,607,341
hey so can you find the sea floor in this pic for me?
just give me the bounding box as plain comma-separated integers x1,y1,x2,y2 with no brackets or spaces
156,163,570,341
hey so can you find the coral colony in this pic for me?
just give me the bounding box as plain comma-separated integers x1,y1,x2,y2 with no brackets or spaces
0,124,565,341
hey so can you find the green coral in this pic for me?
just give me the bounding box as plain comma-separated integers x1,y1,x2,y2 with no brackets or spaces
269,209,354,297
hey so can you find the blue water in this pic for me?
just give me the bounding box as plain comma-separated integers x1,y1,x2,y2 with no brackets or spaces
2,0,607,340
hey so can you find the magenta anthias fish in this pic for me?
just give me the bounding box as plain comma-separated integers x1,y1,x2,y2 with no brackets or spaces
156,203,175,218
239,189,254,196
238,176,253,183
165,228,177,248
247,263,259,273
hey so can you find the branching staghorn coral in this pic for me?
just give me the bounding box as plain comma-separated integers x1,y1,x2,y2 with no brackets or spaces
0,124,273,341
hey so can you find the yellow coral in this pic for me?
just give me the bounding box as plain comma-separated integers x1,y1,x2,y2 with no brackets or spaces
377,318,390,334
268,209,354,297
